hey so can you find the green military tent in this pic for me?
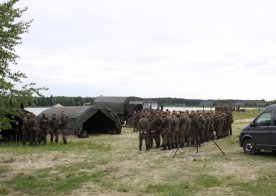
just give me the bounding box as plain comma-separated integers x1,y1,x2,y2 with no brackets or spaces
38,106,121,135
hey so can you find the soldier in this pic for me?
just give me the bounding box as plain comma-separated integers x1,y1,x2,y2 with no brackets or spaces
161,111,170,150
22,113,30,145
27,112,38,145
226,111,233,135
205,113,211,141
50,113,59,143
222,112,228,137
171,112,179,149
138,113,150,151
214,112,222,139
189,112,200,145
146,112,154,148
39,113,49,144
133,111,139,132
209,112,215,140
177,112,185,148
151,111,162,148
59,111,68,144
166,111,173,149
185,113,191,144
198,114,206,144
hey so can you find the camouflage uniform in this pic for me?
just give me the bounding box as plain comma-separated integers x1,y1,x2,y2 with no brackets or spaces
189,113,200,145
214,113,222,139
138,115,150,151
171,113,179,149
151,112,162,148
166,113,172,149
27,113,38,145
147,113,154,148
133,111,139,132
50,114,59,143
177,113,186,147
39,113,49,144
161,112,169,150
222,113,228,137
198,114,206,143
226,112,233,135
185,114,191,145
209,113,215,140
205,113,211,141
22,114,30,145
59,111,68,144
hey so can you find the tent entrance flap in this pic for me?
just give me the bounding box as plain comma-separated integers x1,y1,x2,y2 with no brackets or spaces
83,111,117,134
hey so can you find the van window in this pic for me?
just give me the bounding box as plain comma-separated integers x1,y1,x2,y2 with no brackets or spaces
274,113,276,126
255,112,272,126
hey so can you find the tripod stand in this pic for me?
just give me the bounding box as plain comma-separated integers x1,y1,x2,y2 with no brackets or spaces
173,139,225,158
212,139,225,155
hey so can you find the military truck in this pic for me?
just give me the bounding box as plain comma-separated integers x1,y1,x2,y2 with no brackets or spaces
92,96,159,125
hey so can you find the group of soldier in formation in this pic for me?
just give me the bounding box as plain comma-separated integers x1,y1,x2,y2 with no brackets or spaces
133,110,233,151
22,111,68,145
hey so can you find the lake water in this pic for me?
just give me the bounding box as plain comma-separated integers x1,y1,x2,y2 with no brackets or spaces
163,107,213,111
163,107,259,111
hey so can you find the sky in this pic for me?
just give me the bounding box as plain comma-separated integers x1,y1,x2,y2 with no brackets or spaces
12,0,276,100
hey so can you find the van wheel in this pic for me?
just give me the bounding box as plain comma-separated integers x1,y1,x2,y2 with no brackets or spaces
243,139,256,155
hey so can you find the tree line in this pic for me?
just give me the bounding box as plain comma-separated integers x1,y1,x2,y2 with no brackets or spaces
27,96,269,107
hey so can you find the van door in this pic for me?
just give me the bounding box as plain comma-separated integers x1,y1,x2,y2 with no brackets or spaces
268,111,276,149
250,112,272,149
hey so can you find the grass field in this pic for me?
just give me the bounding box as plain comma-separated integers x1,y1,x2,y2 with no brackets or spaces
1,109,275,196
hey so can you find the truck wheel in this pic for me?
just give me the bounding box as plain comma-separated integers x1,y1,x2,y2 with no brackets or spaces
242,139,256,155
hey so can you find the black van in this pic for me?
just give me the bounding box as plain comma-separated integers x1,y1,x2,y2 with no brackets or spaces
239,104,276,155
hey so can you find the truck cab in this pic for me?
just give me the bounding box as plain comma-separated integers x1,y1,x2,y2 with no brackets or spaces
93,96,159,126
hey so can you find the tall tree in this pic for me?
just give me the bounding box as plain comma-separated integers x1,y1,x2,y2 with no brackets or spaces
0,0,46,129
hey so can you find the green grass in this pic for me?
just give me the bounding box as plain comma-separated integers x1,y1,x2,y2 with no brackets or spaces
2,158,16,163
233,109,261,121
145,182,190,196
1,111,276,195
0,166,9,175
0,187,10,195
4,162,118,195
0,138,112,154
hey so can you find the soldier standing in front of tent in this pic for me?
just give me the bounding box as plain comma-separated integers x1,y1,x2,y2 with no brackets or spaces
50,113,59,143
39,113,49,144
22,113,30,145
138,113,150,151
59,111,68,144
28,113,38,145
